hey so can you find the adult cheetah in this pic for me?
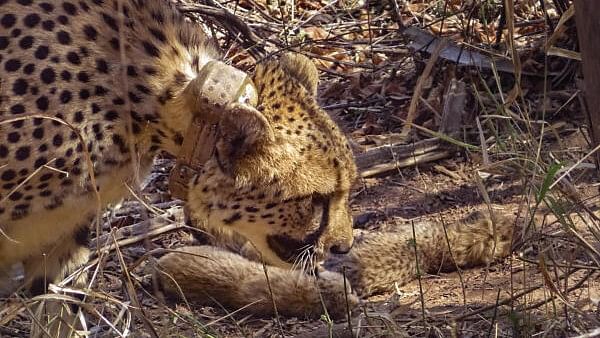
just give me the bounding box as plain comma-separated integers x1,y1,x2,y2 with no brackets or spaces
0,0,356,335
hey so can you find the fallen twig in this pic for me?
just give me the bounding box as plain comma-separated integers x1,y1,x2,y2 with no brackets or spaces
90,207,184,258
355,138,453,177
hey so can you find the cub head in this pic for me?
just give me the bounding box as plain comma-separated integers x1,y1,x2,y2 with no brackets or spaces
185,53,357,268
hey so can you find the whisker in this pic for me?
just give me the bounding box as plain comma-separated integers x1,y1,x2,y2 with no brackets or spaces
298,249,307,275
293,249,308,284
307,250,316,277
300,245,314,276
294,246,311,270
291,254,302,271
291,244,313,271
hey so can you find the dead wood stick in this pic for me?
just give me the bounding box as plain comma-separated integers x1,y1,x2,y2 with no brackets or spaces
91,208,184,257
575,1,600,168
355,137,455,177
90,222,183,260
440,79,467,138
359,150,452,178
355,138,442,169
399,39,446,140
356,76,469,178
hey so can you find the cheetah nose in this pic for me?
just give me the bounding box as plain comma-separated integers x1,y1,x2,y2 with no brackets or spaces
329,242,352,255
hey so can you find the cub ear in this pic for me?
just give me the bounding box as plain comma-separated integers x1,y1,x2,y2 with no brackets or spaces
279,53,319,96
216,103,275,175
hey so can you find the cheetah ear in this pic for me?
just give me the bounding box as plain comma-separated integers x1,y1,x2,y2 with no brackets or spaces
216,102,275,175
279,53,319,96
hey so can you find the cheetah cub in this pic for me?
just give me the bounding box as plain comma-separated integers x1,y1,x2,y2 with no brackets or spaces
156,211,515,319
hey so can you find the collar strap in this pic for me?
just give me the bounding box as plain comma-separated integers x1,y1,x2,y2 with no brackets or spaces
169,60,258,200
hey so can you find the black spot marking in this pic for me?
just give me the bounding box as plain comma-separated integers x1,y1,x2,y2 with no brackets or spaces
102,12,118,31
223,212,242,225
23,63,35,74
34,157,47,168
1,170,16,181
52,134,63,147
0,36,9,49
19,35,34,49
112,97,125,105
11,28,21,38
62,1,78,15
66,51,80,64
128,92,141,103
135,84,151,95
95,59,108,73
10,104,24,115
245,206,259,213
79,89,90,99
148,27,166,42
42,19,55,31
0,145,8,158
11,120,23,128
40,67,56,84
12,78,28,95
33,127,44,139
60,90,72,103
94,85,108,96
142,41,159,57
36,96,49,111
82,24,97,40
60,70,72,81
34,45,49,59
4,59,21,72
15,146,30,160
56,30,71,44
126,65,137,77
109,37,119,50
57,15,68,25
73,111,84,123
77,71,89,82
1,14,16,29
56,158,66,168
39,3,55,13
104,110,118,121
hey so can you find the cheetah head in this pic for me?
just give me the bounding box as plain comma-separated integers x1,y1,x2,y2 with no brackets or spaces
185,54,357,268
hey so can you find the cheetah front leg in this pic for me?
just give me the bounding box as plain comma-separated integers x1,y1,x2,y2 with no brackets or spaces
24,224,91,338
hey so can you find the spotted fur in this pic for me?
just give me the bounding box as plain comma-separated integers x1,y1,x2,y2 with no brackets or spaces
156,211,515,318
0,0,356,335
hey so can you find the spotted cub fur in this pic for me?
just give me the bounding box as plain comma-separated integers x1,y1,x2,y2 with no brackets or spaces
156,211,515,319
0,0,356,335
155,245,359,319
